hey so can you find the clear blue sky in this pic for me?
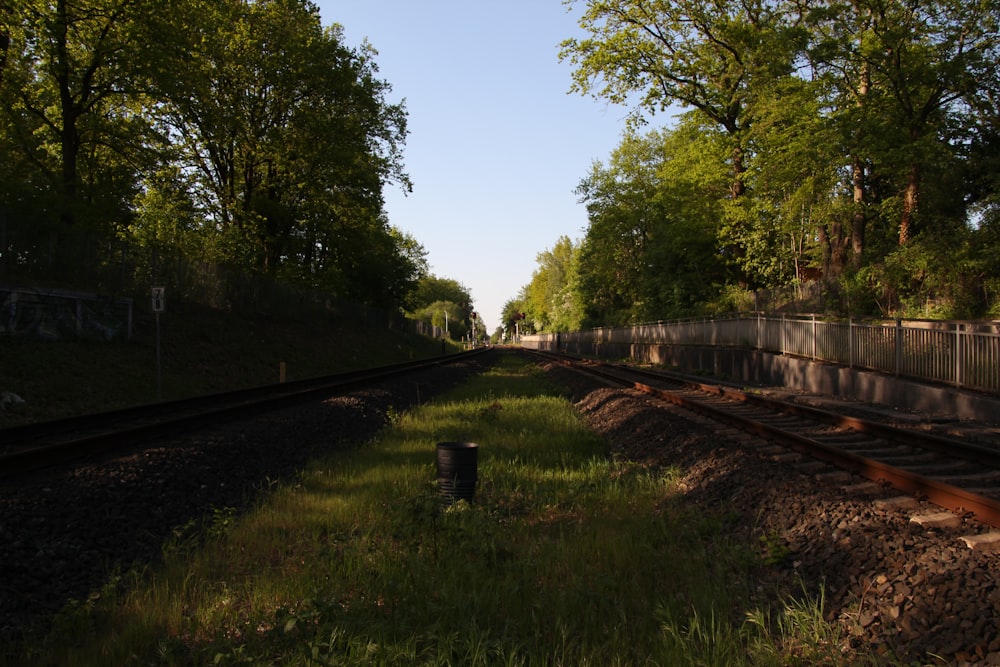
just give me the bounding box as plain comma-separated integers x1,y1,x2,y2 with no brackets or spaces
313,0,631,334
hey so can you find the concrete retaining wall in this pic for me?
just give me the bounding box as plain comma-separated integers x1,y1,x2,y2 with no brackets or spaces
565,340,1000,424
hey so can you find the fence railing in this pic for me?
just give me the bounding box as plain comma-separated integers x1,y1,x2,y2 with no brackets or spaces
521,313,1000,394
1,284,446,344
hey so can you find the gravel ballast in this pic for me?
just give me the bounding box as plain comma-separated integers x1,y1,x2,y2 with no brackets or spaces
0,355,490,646
549,362,1000,666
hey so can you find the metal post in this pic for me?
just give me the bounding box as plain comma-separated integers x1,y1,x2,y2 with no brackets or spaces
812,314,817,360
895,319,903,377
155,312,161,400
151,286,165,400
848,318,854,369
956,323,963,388
781,314,786,355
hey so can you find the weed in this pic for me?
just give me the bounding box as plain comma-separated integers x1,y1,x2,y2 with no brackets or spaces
384,405,403,426
8,351,876,666
759,529,793,566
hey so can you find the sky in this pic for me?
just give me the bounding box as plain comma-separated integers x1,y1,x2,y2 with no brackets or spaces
312,0,634,334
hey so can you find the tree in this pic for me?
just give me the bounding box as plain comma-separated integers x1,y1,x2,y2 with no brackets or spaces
1,0,163,271
573,133,656,325
382,227,429,308
561,0,803,201
740,75,843,282
412,299,467,340
561,0,808,290
501,298,531,337
522,236,582,332
147,0,410,289
408,275,472,314
573,123,730,324
1,0,427,315
561,0,1000,319
806,0,1000,252
407,274,477,335
650,129,733,308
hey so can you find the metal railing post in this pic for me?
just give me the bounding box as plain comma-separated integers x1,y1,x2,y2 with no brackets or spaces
895,319,902,377
812,314,817,360
956,323,963,389
781,314,787,355
848,318,854,369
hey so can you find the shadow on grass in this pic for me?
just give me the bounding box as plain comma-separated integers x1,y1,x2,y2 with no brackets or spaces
10,350,875,666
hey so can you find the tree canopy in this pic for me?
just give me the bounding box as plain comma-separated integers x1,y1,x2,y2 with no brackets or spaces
514,0,1000,327
1,0,428,312
406,275,474,340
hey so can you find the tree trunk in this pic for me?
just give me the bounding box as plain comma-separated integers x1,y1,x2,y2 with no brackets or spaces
829,219,847,277
851,59,870,266
899,163,919,245
0,207,6,276
851,155,866,266
60,119,79,227
55,0,79,227
818,223,831,278
730,144,745,199
0,29,9,88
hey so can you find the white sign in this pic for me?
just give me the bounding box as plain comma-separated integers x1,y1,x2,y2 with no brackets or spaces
151,286,165,313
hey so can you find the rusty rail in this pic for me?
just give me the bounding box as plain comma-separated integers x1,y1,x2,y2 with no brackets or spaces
532,349,1000,529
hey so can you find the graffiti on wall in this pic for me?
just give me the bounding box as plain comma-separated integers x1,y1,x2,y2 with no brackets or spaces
0,287,133,341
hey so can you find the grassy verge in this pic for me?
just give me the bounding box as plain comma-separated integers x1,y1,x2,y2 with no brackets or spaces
12,352,862,666
1,300,453,426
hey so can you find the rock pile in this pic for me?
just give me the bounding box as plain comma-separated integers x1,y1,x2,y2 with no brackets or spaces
561,372,1000,666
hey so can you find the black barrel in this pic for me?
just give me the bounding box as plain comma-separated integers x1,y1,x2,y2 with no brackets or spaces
436,441,479,502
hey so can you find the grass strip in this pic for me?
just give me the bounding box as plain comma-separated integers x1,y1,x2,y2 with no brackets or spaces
13,352,866,666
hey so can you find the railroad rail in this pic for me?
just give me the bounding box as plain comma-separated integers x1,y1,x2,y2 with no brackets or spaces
0,347,492,475
527,349,1000,530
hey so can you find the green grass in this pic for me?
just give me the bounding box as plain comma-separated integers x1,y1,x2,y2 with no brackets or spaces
7,352,874,666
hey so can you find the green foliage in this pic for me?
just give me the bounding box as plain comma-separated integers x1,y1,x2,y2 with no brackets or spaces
1,0,423,313
1,0,157,227
758,530,792,566
877,228,992,318
140,0,413,302
568,123,733,325
407,276,474,337
499,297,531,340
521,236,583,333
408,275,472,313
702,284,758,315
411,299,468,339
516,0,1000,323
719,198,796,289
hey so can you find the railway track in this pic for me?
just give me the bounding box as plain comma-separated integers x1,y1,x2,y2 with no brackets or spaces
0,348,497,645
0,347,492,476
528,349,1000,532
3,347,995,662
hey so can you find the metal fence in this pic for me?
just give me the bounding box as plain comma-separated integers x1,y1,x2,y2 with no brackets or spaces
1,283,446,343
521,313,1000,394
